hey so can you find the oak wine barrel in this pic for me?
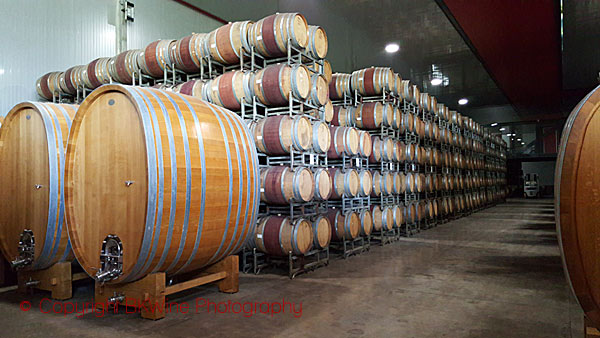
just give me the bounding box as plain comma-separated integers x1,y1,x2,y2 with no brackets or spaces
249,13,309,58
326,209,360,241
308,74,329,107
206,70,254,111
204,21,253,65
305,25,328,59
393,172,406,195
173,80,209,99
109,50,144,84
313,168,332,201
331,105,353,127
138,39,174,78
169,34,206,73
322,60,332,84
260,166,314,204
406,172,416,193
85,57,112,89
327,126,359,158
312,120,332,154
357,170,373,197
253,64,310,106
0,102,77,270
392,205,404,228
380,171,394,195
370,205,382,231
62,66,86,94
358,130,372,158
381,206,394,231
252,115,312,155
329,73,351,100
405,203,417,224
65,85,260,283
400,80,413,102
36,72,62,100
312,215,332,250
254,216,312,256
350,67,394,96
359,209,373,236
308,99,334,123
355,102,383,129
328,168,360,198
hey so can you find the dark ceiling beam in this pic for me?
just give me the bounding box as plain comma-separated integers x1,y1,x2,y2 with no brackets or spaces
438,0,562,118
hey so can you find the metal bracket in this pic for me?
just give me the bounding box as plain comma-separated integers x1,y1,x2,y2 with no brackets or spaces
11,229,35,269
96,235,123,283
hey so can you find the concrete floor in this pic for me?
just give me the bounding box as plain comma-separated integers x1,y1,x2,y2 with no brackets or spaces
0,198,583,337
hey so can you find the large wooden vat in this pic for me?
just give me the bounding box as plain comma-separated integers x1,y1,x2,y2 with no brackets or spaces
326,209,360,241
253,64,311,106
64,85,260,283
260,166,314,204
254,216,312,256
555,85,600,327
204,21,253,65
249,13,309,58
0,102,77,270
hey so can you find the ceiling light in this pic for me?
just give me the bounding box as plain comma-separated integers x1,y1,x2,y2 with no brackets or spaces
430,78,443,86
385,43,399,53
0,69,4,75
458,98,468,105
521,142,525,145
490,123,498,127
517,138,521,141
499,127,506,131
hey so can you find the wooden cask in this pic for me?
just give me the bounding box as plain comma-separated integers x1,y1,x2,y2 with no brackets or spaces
381,206,394,231
63,65,87,94
405,203,417,224
331,105,354,127
404,143,415,162
350,67,394,96
249,13,309,58
555,86,600,327
253,64,310,106
36,72,62,100
406,172,416,193
309,100,334,123
326,209,360,241
420,93,431,112
393,172,406,194
380,137,394,162
252,115,312,155
358,130,372,158
322,60,333,84
169,34,206,73
308,74,329,107
411,85,421,105
205,70,254,111
355,102,383,129
393,106,402,130
260,166,314,204
173,80,209,99
328,168,359,198
357,170,373,197
312,215,332,250
204,21,253,65
311,120,331,154
0,102,77,270
380,171,394,195
327,126,359,159
313,168,332,201
359,209,373,236
254,216,312,256
392,205,404,228
370,205,383,231
392,141,403,162
404,112,414,133
65,85,260,283
329,73,352,100
369,136,382,163
109,50,143,84
400,80,413,102
305,25,328,59
85,57,112,89
138,39,174,78
392,73,402,96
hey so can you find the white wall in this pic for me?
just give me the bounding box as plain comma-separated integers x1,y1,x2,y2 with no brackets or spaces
0,0,222,116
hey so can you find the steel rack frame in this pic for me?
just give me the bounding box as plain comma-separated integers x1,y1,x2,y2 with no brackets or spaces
370,228,397,246
329,236,368,259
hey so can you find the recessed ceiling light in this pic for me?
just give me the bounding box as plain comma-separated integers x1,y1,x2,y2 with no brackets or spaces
458,98,468,105
521,142,525,145
430,78,443,86
490,123,498,127
517,138,522,141
499,127,506,131
385,43,399,53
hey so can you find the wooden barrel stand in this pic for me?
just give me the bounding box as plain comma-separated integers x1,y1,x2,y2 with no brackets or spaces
94,255,239,320
17,262,87,300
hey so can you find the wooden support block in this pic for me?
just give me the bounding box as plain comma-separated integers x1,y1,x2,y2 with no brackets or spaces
204,255,239,293
94,256,240,320
17,262,73,300
585,317,600,337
